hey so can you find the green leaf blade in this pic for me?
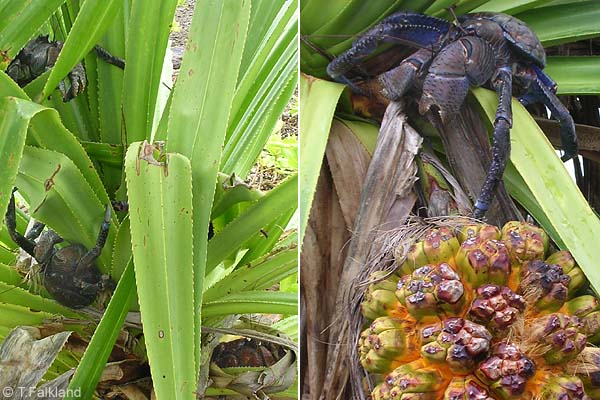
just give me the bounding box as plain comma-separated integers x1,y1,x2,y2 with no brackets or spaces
546,56,600,95
207,174,297,272
122,0,178,143
204,246,297,303
0,0,65,62
299,76,345,243
202,291,297,318
518,1,600,46
222,0,298,177
17,146,116,272
125,142,196,399
0,97,32,216
164,0,251,369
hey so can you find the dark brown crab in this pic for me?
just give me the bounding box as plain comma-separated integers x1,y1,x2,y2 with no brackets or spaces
5,35,124,101
5,190,113,308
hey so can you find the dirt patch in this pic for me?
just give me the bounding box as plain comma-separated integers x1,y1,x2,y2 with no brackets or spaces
281,89,298,139
171,0,195,49
170,0,195,72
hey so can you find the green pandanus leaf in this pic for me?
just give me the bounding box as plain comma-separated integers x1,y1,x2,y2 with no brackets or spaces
17,146,116,273
125,141,196,399
299,76,345,242
162,2,251,370
122,0,178,143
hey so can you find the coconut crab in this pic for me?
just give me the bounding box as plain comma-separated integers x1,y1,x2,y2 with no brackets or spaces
5,189,113,308
5,35,124,101
327,12,578,218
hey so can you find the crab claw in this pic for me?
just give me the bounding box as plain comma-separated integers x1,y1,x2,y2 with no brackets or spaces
63,62,87,102
419,36,496,123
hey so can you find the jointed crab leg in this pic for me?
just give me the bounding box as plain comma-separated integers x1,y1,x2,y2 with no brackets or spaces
473,66,513,218
379,47,434,100
521,75,578,163
419,36,496,123
326,12,451,82
517,66,581,184
94,45,125,69
62,63,87,102
5,190,36,258
5,36,126,102
327,10,581,219
76,205,111,272
62,46,124,102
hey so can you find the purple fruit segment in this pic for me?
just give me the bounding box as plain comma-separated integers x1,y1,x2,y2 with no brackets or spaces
542,375,591,400
565,347,600,395
476,342,535,399
455,237,511,288
362,272,403,320
396,240,428,276
396,263,465,322
546,250,576,274
372,359,449,399
563,295,599,318
359,316,418,373
501,221,548,265
420,318,492,374
456,224,501,244
529,313,587,364
469,284,525,332
362,221,599,399
396,227,459,275
518,260,571,312
423,227,460,265
582,311,600,342
443,376,495,399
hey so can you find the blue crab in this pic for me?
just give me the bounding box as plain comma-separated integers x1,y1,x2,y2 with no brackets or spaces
327,12,578,218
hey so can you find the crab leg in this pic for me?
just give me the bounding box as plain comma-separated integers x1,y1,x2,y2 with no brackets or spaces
378,47,434,100
473,66,513,218
62,63,87,102
520,70,578,162
76,205,111,271
94,45,125,70
5,190,36,258
326,12,451,83
420,36,496,123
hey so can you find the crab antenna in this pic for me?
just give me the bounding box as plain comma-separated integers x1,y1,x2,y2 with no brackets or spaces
447,5,470,37
447,5,460,25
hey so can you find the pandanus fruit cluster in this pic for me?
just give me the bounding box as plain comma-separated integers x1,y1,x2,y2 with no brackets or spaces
359,221,600,399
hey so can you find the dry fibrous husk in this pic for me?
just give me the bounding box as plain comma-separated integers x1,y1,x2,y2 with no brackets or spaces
0,326,72,399
321,101,423,399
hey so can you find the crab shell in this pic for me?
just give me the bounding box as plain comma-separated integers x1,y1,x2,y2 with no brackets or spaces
43,244,102,308
459,12,546,68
